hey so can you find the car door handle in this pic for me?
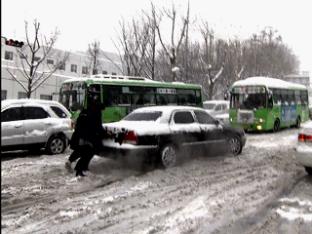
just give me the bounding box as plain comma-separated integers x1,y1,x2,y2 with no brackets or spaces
14,124,22,128
45,123,53,126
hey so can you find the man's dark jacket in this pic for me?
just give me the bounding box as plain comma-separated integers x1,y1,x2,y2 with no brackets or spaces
70,108,106,152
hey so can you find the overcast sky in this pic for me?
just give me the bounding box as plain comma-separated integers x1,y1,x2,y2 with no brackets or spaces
2,0,312,73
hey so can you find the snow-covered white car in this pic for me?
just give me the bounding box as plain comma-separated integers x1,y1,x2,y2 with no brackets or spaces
102,106,246,168
296,120,312,175
1,99,73,154
203,100,229,117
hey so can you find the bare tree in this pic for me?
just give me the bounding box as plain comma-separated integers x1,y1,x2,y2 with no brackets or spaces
87,40,101,75
141,2,159,80
116,17,150,76
154,2,190,81
7,19,68,98
198,22,226,99
243,27,299,78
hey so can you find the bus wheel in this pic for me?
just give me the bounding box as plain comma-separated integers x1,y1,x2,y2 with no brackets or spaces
295,117,301,128
273,119,280,132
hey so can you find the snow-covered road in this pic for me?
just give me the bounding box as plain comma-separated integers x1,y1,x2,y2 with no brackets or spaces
1,128,311,234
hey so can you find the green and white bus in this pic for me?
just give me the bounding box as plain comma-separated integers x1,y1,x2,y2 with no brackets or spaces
59,74,202,123
229,76,309,132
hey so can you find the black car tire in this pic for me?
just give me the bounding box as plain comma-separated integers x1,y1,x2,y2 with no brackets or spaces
46,135,66,155
159,144,177,168
228,135,242,156
273,119,280,132
305,167,312,175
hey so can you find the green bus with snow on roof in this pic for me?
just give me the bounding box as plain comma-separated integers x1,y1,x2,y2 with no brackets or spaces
229,76,309,132
59,74,203,123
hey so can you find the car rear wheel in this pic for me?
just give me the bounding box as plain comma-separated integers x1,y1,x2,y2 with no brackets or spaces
305,167,312,175
160,144,177,168
228,135,242,156
46,136,66,155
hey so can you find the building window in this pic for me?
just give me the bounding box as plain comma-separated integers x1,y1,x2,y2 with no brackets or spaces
5,51,13,60
82,66,89,75
18,92,27,99
47,59,54,65
40,94,52,100
102,70,108,75
58,62,66,70
92,69,98,75
71,64,77,73
112,72,117,75
34,56,41,62
1,90,7,100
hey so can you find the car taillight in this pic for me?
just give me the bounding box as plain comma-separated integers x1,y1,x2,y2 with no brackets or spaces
298,133,312,142
124,131,138,144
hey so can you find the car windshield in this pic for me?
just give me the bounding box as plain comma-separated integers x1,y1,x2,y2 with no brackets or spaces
123,111,162,121
203,103,216,110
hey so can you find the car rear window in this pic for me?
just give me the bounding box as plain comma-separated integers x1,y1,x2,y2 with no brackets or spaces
203,103,215,110
124,111,162,121
50,106,68,118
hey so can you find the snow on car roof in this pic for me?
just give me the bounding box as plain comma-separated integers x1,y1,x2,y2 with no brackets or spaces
131,105,205,113
2,99,62,106
203,100,229,104
1,99,70,115
232,76,306,89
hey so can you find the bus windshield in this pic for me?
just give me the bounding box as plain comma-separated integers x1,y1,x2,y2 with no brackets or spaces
231,86,267,110
59,82,86,111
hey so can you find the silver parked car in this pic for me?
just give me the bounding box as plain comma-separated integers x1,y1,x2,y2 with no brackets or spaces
203,100,229,117
203,100,230,124
1,99,73,154
296,120,312,175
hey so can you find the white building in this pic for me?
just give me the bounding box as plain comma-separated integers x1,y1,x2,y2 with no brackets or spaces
282,72,312,105
1,37,122,101
283,72,310,87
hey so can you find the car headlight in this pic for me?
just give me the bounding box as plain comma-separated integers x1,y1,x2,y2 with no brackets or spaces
259,118,264,123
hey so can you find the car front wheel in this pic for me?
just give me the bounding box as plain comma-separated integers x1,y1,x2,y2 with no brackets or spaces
228,135,242,156
305,167,312,175
46,136,66,155
160,144,177,168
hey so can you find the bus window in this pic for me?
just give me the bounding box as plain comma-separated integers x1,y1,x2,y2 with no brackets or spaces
288,90,295,105
156,94,177,105
281,90,288,105
177,89,196,105
132,94,144,105
301,90,308,106
142,93,156,105
60,82,86,111
295,90,301,104
195,90,202,105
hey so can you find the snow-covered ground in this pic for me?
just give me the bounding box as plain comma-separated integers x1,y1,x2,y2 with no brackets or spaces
1,128,311,234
